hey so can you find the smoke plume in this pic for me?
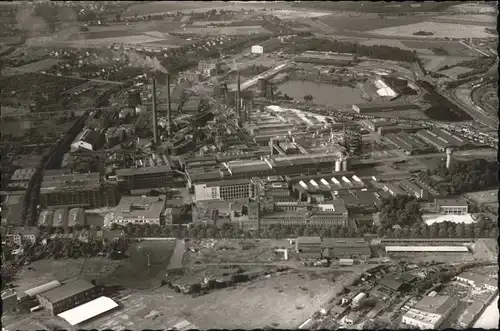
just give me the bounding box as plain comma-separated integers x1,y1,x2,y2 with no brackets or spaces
125,51,168,73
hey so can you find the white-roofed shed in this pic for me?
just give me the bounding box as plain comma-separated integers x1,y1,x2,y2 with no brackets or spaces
57,296,118,326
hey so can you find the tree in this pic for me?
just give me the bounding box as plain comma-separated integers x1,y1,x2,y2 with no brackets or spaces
303,94,313,102
455,223,465,238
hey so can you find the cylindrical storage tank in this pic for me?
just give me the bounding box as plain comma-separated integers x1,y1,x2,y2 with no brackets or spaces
68,208,86,227
24,280,62,298
38,210,54,226
53,208,68,228
258,78,268,97
335,159,342,172
342,159,349,172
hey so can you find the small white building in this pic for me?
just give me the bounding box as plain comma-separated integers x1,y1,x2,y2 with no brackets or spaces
70,127,102,152
351,292,366,307
112,195,167,225
251,45,264,54
455,272,498,291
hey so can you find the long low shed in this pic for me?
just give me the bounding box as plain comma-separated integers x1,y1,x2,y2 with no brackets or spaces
57,296,118,326
24,280,62,298
386,246,469,252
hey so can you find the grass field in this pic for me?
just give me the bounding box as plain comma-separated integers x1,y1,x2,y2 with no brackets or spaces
419,55,476,72
464,190,498,205
323,15,426,32
175,26,272,36
439,66,474,79
401,40,477,56
12,58,61,73
359,38,412,50
368,21,493,39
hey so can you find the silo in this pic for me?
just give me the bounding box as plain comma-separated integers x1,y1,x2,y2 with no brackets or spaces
335,159,342,172
342,159,349,172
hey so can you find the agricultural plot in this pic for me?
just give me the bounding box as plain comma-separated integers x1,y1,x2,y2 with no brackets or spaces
319,16,424,32
419,55,476,72
61,35,168,47
174,26,273,36
11,58,61,73
439,66,474,80
369,22,493,39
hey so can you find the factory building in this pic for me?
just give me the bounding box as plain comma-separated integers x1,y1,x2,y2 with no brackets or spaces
53,208,68,227
321,238,371,259
2,289,18,313
40,171,119,209
7,168,36,190
402,295,458,329
384,132,430,154
21,280,62,301
38,210,54,226
115,165,174,191
435,198,468,215
382,183,406,196
415,128,466,151
455,271,498,291
292,174,365,201
352,102,421,114
400,179,429,200
112,195,167,225
37,279,98,315
198,61,221,77
295,236,323,259
70,127,103,152
194,179,256,202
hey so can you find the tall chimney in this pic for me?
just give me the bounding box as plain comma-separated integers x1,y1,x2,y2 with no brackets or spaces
152,78,158,145
236,70,241,122
166,73,172,136
446,147,453,169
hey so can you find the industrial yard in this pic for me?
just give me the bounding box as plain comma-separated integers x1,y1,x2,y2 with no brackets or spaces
1,0,498,330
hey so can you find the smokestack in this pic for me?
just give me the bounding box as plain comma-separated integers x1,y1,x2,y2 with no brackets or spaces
236,70,241,122
446,147,453,169
152,78,158,145
166,73,172,136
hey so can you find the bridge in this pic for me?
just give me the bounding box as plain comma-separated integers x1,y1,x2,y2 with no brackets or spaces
228,62,290,92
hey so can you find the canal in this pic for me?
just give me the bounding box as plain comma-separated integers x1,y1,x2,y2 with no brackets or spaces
277,80,366,106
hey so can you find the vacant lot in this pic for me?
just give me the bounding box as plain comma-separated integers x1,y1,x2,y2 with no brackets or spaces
369,22,493,39
98,240,176,290
82,269,354,330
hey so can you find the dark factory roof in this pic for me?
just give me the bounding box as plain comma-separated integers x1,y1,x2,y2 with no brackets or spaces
115,165,172,177
37,279,94,303
205,178,251,187
40,172,101,193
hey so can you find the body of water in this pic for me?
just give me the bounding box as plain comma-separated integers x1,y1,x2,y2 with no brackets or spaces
278,80,366,106
473,294,499,329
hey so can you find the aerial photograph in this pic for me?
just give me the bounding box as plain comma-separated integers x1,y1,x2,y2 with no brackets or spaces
1,1,498,330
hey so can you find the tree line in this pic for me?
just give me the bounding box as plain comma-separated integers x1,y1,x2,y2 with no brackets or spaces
288,37,419,63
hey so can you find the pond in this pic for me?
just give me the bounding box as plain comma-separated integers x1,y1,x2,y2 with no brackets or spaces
277,80,366,106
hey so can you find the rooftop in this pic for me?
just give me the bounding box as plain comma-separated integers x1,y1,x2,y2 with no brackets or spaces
10,168,37,182
40,171,101,193
205,178,251,187
435,198,468,207
414,295,457,316
115,164,172,176
296,236,322,245
458,271,498,288
38,279,94,303
114,196,167,219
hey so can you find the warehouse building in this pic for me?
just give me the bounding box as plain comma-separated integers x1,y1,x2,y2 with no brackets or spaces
385,246,470,253
194,179,256,202
352,102,421,114
70,127,102,152
20,280,62,301
415,128,466,151
295,236,323,259
37,279,98,315
458,301,484,328
400,179,429,200
435,198,468,215
455,271,498,291
322,238,371,259
112,195,167,225
57,296,119,326
115,165,174,190
384,133,430,154
40,171,119,209
402,295,458,329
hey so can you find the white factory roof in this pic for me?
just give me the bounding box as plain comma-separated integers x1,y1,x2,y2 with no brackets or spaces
386,246,469,252
57,296,118,326
422,213,475,226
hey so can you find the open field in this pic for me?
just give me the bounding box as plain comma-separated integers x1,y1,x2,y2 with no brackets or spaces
401,40,477,56
272,9,331,19
449,3,497,14
419,55,476,72
369,22,494,39
10,258,121,294
11,58,61,74
431,14,496,25
57,35,167,47
464,189,498,205
83,269,356,330
439,66,474,80
319,15,424,32
173,26,272,36
98,240,176,290
359,38,412,50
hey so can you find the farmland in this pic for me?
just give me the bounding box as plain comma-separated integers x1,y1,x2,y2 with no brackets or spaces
173,26,273,36
368,21,494,39
58,35,168,47
319,15,425,32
